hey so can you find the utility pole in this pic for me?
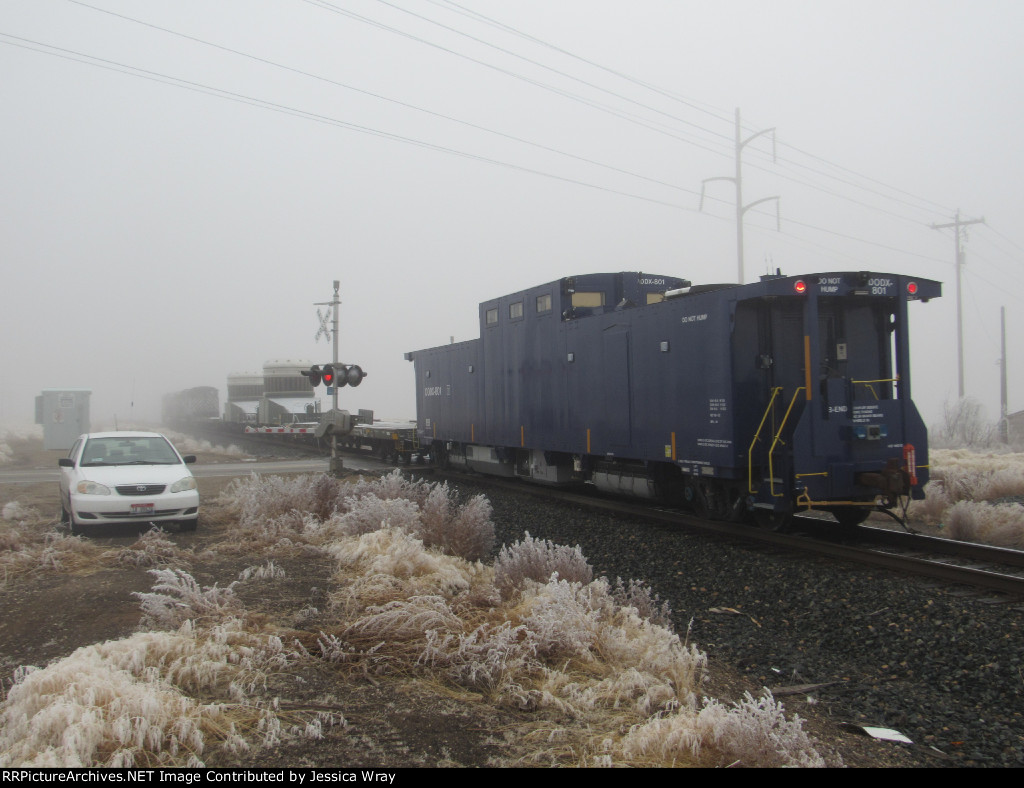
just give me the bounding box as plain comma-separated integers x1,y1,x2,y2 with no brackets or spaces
930,211,985,399
1000,306,1008,443
700,108,780,284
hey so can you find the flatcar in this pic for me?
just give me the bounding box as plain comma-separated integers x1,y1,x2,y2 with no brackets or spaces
333,419,420,464
406,270,941,528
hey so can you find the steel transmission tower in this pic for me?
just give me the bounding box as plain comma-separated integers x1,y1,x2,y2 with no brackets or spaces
700,108,780,284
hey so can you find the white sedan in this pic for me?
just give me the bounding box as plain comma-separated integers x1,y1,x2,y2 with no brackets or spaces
59,431,200,535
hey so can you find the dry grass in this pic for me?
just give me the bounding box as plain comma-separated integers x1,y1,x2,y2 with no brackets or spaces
1,450,834,767
909,448,1024,546
0,615,330,767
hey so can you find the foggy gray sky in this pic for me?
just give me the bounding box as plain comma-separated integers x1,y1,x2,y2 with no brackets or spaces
2,0,1022,431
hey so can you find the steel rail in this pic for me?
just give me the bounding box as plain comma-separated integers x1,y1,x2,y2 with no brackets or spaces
437,471,1024,597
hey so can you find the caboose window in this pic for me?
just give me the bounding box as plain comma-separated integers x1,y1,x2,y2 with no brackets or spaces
485,308,498,325
509,301,524,319
536,293,552,313
571,291,605,308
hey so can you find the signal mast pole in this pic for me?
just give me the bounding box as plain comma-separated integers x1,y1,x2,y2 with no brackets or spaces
315,280,341,412
930,211,985,399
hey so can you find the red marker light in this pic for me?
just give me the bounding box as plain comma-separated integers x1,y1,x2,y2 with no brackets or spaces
907,281,918,295
794,280,807,294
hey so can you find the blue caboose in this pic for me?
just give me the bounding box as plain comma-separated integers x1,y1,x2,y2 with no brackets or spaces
407,271,941,527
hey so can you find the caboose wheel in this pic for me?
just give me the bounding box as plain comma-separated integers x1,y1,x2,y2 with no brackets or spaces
753,508,792,532
827,506,871,529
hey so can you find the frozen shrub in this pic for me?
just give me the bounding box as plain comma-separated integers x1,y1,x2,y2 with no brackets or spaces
328,527,480,606
0,528,103,578
305,474,344,521
214,470,497,562
218,474,332,529
908,480,950,525
417,488,494,561
2,501,33,522
349,469,432,507
418,621,536,695
347,595,462,642
906,449,1024,546
610,577,673,630
337,494,420,537
0,645,213,767
493,532,593,600
238,561,286,582
946,500,1024,548
134,569,242,629
111,528,183,568
0,620,299,767
520,576,603,661
621,691,826,767
518,577,704,716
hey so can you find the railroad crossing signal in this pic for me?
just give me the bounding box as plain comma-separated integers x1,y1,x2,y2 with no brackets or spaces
300,364,322,387
302,363,367,389
345,365,365,387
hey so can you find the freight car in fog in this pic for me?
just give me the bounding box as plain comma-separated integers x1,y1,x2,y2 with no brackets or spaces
407,270,941,529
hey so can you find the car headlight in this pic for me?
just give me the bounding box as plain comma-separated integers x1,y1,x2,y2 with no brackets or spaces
76,480,111,495
170,476,197,493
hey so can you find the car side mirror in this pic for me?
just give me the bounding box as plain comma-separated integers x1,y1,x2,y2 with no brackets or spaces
183,455,197,464
58,458,74,468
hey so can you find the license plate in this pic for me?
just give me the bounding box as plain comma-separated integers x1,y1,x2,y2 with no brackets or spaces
131,503,155,515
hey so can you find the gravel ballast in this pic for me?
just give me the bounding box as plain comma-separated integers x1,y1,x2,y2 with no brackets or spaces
467,480,1024,768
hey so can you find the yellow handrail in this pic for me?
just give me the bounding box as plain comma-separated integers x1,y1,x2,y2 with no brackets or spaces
747,387,783,494
768,387,806,497
851,377,900,401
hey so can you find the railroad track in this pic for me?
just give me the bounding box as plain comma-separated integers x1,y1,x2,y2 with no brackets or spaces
429,468,1024,598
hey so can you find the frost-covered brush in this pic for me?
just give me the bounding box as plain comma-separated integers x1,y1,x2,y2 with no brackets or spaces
500,577,705,715
945,500,1024,548
493,532,593,601
134,568,244,630
0,523,104,578
415,488,495,561
1,501,38,524
620,690,830,768
329,537,704,718
335,494,421,538
309,505,827,767
326,527,490,618
610,577,673,630
108,528,187,569
347,469,432,507
216,474,335,528
212,510,326,557
0,620,323,768
238,561,286,582
929,449,1024,498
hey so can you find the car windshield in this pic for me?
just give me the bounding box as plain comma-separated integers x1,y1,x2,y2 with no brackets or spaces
80,436,181,466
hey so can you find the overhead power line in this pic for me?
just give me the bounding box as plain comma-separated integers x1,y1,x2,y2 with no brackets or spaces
0,31,705,212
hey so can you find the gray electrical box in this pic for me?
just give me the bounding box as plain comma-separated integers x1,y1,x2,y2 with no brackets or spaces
35,389,91,450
